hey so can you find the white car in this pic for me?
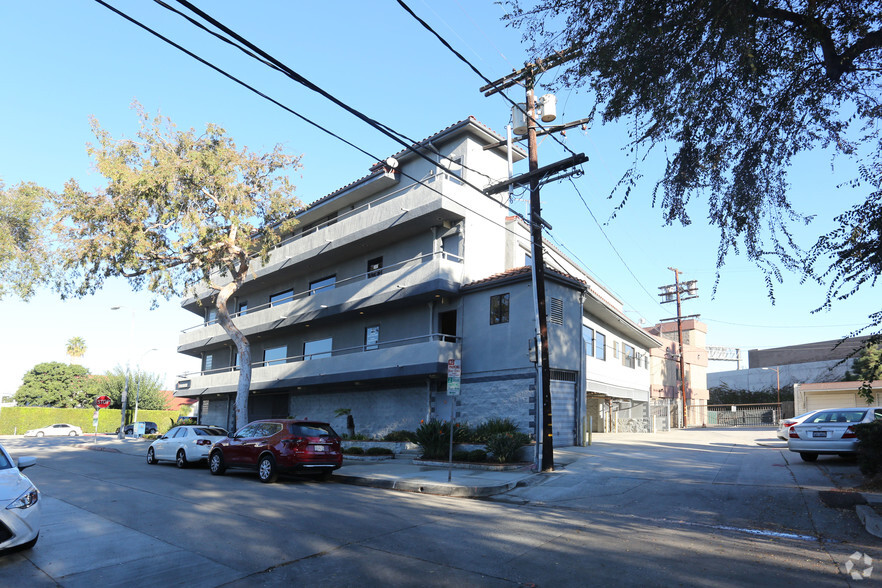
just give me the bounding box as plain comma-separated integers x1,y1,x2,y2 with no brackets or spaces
146,425,229,468
788,406,882,461
0,443,40,552
776,410,822,440
24,423,83,437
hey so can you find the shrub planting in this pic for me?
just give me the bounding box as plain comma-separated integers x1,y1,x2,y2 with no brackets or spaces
365,447,393,456
343,446,365,455
485,431,531,463
382,430,416,443
467,449,488,462
414,418,468,459
855,420,882,476
471,417,520,443
453,450,470,462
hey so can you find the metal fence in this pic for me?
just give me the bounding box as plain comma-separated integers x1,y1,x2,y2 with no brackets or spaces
702,403,781,427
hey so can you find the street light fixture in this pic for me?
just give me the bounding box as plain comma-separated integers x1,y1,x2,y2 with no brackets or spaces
111,305,134,439
761,366,781,405
133,348,159,431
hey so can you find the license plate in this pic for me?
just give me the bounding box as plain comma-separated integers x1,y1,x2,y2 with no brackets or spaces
812,431,827,438
313,444,326,452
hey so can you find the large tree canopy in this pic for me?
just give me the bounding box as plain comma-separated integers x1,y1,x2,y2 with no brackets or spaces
54,103,303,429
14,362,100,408
96,366,168,411
0,181,53,299
503,1,882,337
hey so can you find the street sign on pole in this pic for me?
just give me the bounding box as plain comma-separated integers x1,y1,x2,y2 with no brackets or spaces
446,359,461,395
94,396,111,409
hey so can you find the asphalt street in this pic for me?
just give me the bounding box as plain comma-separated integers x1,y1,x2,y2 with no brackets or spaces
0,428,878,587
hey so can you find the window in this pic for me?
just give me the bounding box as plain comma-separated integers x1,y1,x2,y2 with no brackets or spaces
614,341,620,359
367,256,383,278
444,156,463,184
583,326,594,358
304,337,333,360
365,325,379,351
490,293,510,325
237,301,248,316
264,345,287,366
595,332,606,360
623,344,635,368
524,252,533,266
309,275,336,295
548,298,563,325
270,289,293,306
203,353,213,372
205,308,217,325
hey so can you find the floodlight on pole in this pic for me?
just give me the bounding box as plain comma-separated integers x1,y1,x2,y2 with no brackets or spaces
133,348,159,430
111,306,134,439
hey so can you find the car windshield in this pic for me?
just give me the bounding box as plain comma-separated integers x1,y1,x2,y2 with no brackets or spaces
807,410,867,424
0,449,10,470
290,423,338,437
194,427,227,436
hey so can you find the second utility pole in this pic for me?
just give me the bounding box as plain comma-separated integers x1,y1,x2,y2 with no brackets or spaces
525,68,555,472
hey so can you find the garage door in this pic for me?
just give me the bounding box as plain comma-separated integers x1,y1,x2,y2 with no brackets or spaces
550,380,576,447
805,392,859,412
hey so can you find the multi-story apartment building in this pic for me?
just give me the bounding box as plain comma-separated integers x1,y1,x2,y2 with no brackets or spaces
174,118,661,446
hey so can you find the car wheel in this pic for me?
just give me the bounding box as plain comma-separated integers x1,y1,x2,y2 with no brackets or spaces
176,449,189,469
258,455,278,483
800,452,819,462
36,432,44,437
146,447,157,465
69,431,77,436
209,450,226,475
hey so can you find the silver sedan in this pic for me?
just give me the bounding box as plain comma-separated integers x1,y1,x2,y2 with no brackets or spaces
146,425,229,468
787,406,882,461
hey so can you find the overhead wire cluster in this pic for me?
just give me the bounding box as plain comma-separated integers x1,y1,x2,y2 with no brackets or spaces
97,0,665,325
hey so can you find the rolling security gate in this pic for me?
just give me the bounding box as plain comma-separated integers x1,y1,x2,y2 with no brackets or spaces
550,370,577,447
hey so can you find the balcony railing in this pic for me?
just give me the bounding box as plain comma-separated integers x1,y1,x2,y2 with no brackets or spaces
183,250,463,334
180,332,460,378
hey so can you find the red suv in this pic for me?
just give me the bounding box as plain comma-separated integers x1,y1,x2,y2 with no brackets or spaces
209,419,342,483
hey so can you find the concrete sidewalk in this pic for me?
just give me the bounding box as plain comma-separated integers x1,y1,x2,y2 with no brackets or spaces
82,435,537,498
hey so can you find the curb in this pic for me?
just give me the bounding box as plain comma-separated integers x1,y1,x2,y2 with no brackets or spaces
332,473,519,497
856,505,882,538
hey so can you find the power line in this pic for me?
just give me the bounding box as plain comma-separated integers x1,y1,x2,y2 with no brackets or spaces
166,0,496,190
395,0,579,159
91,1,532,246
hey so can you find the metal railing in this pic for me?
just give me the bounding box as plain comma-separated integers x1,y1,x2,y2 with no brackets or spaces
179,332,461,379
183,250,463,333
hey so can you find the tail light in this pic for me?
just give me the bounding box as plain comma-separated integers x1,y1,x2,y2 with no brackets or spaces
195,439,212,446
283,437,308,448
789,429,800,439
843,426,857,439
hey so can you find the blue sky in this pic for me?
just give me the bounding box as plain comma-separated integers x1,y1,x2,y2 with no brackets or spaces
1,1,876,395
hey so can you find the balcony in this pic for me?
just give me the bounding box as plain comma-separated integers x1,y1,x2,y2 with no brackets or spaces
175,334,461,396
178,251,464,354
183,174,469,310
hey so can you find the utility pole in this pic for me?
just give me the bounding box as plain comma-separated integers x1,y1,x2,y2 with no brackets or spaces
658,269,698,428
481,50,586,472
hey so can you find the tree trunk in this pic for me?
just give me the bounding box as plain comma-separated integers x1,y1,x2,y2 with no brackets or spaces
215,277,250,432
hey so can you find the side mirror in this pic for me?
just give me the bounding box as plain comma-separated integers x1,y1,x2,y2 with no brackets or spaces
16,456,37,470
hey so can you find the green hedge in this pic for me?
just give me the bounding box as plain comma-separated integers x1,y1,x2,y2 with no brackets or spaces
0,406,180,435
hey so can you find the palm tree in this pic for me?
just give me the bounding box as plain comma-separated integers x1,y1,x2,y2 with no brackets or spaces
66,336,87,364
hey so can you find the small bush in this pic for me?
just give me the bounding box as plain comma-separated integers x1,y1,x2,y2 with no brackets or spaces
855,420,882,476
343,446,365,455
471,418,520,443
414,419,468,460
365,446,393,456
382,430,416,443
468,449,488,462
343,432,371,441
485,432,531,463
453,450,470,462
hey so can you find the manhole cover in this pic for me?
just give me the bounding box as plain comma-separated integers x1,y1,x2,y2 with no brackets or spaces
818,490,867,509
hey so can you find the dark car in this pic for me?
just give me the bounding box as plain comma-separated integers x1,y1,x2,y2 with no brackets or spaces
209,419,342,483
115,421,158,435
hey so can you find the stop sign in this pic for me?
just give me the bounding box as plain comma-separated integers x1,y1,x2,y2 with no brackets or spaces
95,395,111,409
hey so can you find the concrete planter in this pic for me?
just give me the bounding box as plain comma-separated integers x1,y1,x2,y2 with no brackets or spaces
341,440,420,454
412,459,532,471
